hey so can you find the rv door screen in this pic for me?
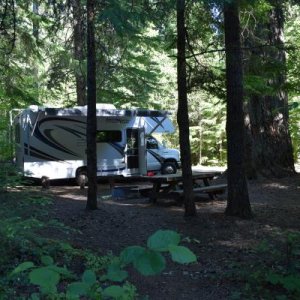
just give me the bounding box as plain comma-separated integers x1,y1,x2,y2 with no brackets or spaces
125,128,146,175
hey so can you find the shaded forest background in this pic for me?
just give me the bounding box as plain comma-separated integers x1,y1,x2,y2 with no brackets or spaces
1,1,300,299
0,0,299,168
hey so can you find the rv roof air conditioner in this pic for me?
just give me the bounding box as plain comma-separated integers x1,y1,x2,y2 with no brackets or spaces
83,103,116,110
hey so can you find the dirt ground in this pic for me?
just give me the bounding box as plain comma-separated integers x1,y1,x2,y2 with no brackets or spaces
43,171,300,300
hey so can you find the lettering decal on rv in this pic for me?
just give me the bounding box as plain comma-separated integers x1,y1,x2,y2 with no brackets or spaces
147,149,165,163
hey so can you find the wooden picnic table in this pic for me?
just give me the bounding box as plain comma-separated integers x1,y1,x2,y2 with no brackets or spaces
140,171,226,203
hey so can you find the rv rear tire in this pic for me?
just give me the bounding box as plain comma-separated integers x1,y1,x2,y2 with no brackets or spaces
76,170,88,189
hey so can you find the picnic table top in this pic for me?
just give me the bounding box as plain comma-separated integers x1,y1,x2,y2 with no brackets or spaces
141,171,222,183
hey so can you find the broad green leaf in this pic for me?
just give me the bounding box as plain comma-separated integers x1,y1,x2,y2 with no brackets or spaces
66,282,89,299
106,264,128,282
47,265,75,278
82,270,97,285
10,261,35,276
29,267,60,294
133,250,166,276
147,230,181,252
120,246,145,264
168,245,197,264
41,255,54,266
103,285,126,299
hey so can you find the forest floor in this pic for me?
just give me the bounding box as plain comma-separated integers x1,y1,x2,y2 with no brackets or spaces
37,168,300,300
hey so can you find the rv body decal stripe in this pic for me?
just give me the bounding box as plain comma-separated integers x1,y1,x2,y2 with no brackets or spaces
33,118,85,157
147,149,165,164
109,143,125,155
33,126,72,155
55,125,85,138
43,128,80,157
150,117,165,131
97,167,126,172
24,144,63,161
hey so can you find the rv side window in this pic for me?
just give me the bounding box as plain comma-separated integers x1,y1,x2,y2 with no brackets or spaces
15,124,20,143
96,130,122,143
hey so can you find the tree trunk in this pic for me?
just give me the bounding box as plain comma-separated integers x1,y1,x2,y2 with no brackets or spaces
72,0,87,106
176,0,196,217
245,1,295,178
86,0,97,210
224,1,252,219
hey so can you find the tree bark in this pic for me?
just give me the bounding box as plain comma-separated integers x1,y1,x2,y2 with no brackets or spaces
244,1,295,178
176,0,196,217
224,1,252,219
86,0,97,210
72,0,87,106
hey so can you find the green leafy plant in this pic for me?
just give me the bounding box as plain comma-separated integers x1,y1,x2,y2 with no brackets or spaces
118,229,196,277
10,230,196,299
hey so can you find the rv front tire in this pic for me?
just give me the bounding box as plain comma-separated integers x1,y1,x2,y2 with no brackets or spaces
161,162,177,174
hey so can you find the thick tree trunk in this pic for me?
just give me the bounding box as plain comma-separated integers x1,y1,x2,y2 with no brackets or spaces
72,0,87,106
245,1,295,178
176,0,196,217
86,0,97,210
224,1,252,219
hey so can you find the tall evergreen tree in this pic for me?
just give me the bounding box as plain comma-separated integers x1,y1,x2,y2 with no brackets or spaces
244,0,295,178
176,0,196,217
224,0,252,219
71,0,86,106
86,0,97,210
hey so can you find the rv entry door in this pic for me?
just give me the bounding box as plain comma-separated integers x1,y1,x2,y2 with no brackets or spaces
125,128,146,176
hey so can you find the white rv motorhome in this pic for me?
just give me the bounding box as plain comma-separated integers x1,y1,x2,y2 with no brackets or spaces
12,104,181,184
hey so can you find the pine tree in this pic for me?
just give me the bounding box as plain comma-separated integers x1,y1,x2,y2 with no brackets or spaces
244,0,295,178
177,0,196,217
224,0,252,219
86,0,97,210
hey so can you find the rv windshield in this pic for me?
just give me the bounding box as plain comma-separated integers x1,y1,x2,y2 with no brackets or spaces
146,135,163,149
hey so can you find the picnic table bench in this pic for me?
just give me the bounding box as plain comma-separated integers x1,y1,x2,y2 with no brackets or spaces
173,183,227,200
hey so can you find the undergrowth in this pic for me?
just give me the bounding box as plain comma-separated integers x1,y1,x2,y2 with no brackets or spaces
0,170,197,299
227,232,300,300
